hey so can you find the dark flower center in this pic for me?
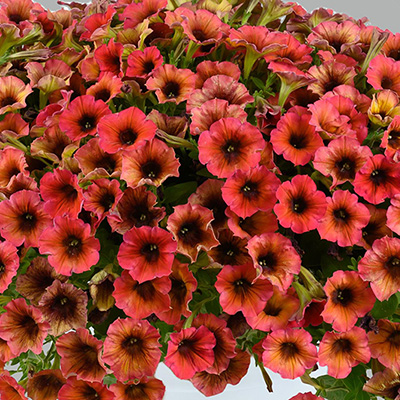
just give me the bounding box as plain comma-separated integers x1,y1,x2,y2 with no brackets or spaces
162,81,180,98
20,315,39,338
140,243,159,262
388,130,400,149
332,287,353,306
280,342,298,358
8,14,24,24
388,330,400,346
333,208,348,221
240,181,258,198
323,80,340,93
330,40,343,53
222,140,241,160
381,76,393,89
332,338,352,353
65,236,82,257
125,384,146,397
141,161,161,180
233,279,251,294
0,96,16,107
143,61,155,74
119,128,137,145
385,256,400,278
20,212,37,231
94,89,111,102
62,184,78,200
264,303,281,317
289,133,307,149
192,29,209,42
83,386,101,400
291,197,307,213
258,253,276,271
99,193,115,211
178,221,203,246
170,277,187,303
388,49,400,60
135,281,155,301
79,115,96,132
336,158,355,180
122,336,142,354
370,169,387,185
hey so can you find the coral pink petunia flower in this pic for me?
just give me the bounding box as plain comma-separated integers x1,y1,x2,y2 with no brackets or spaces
117,225,177,283
318,327,371,379
262,328,317,379
109,377,165,400
367,54,400,95
165,326,216,380
39,215,100,276
0,241,19,294
0,76,32,115
26,369,65,400
58,376,114,400
126,46,163,78
321,270,375,332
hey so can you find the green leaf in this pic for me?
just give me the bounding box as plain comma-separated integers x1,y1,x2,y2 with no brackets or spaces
371,293,399,319
163,181,197,206
342,365,366,391
103,374,117,386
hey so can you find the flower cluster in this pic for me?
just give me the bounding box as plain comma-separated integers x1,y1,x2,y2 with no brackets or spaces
0,0,399,398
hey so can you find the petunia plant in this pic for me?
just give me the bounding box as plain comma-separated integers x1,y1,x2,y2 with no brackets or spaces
1,0,400,399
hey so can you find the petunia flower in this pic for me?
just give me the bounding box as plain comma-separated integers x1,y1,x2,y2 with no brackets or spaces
195,60,241,88
0,373,27,400
363,368,400,399
274,175,327,234
0,190,52,248
167,203,219,262
0,76,32,115
109,377,165,400
358,236,400,301
318,327,371,379
367,54,400,95
97,106,157,154
56,328,107,382
102,318,162,381
221,165,280,219
0,298,49,356
58,376,114,400
118,225,177,283
94,38,124,78
289,394,323,400
39,281,88,336
121,0,167,29
164,326,216,380
317,190,370,247
86,72,123,103
368,89,400,127
215,262,273,317
39,216,100,276
198,117,264,179
26,370,66,400
262,328,317,379
382,115,400,161
126,46,163,78
321,270,375,332
0,241,19,294
247,232,301,291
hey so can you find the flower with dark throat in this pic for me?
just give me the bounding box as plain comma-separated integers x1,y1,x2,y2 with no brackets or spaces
38,280,88,336
167,203,219,262
58,376,114,400
102,318,162,381
56,328,108,382
126,46,163,78
109,377,165,400
318,327,371,379
118,225,177,283
0,76,32,115
262,328,317,379
26,369,66,400
39,215,100,276
0,373,27,400
164,326,216,380
321,270,375,332
59,95,111,141
0,241,19,294
363,368,400,399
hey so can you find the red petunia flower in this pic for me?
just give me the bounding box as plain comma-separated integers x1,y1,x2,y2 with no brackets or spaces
121,0,167,29
0,113,29,141
0,76,32,115
215,262,273,317
358,236,400,301
0,298,49,356
26,369,66,400
113,270,171,319
126,46,163,78
318,327,371,379
313,136,372,189
158,259,197,325
194,60,241,88
353,154,400,205
94,38,124,78
39,215,100,276
0,190,52,248
368,319,400,371
121,138,180,188
221,165,280,219
247,232,302,291
57,328,107,382
381,115,400,161
86,72,123,104
198,117,265,178
0,373,27,400
146,64,196,104
366,54,400,95
274,175,327,234
0,147,28,190
58,376,114,400
107,186,165,234
98,106,157,154
262,328,317,379
317,190,370,247
39,280,88,336
289,394,323,400
321,270,375,332
167,202,219,262
0,241,19,294
102,318,162,381
118,225,177,283
59,95,111,141
40,168,84,219
165,326,216,380
109,377,165,400
246,287,300,332
190,349,250,397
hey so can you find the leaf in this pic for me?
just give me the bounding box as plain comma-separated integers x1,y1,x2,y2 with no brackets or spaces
342,365,366,391
371,293,399,319
163,181,197,206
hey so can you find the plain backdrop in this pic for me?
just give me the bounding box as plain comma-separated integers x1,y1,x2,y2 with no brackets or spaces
20,0,397,398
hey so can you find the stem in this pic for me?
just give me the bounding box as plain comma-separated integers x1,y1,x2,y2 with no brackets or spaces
257,361,273,392
39,91,48,110
183,296,216,329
